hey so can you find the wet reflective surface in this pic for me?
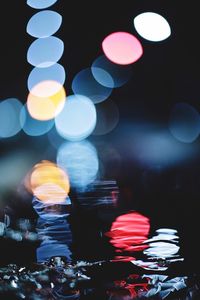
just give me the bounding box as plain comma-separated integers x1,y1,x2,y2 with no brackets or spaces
1,179,200,299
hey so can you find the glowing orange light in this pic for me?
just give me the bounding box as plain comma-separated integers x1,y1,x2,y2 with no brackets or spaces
26,160,70,203
33,183,68,203
27,80,66,121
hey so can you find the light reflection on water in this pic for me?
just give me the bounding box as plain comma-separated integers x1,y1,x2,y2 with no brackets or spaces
75,180,120,207
36,220,72,263
106,212,183,271
143,228,180,258
32,196,71,220
0,183,199,299
32,196,72,263
32,181,183,272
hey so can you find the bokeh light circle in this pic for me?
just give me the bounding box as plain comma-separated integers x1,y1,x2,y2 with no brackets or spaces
27,0,58,9
29,79,65,98
91,55,132,88
55,94,97,141
106,212,150,253
27,36,64,68
27,80,66,121
102,32,143,65
169,102,200,143
92,99,119,135
134,12,171,42
57,141,99,190
27,160,70,203
72,68,112,104
47,126,65,149
0,98,22,138
91,67,114,89
28,63,66,93
20,105,54,136
26,10,62,38
33,183,68,204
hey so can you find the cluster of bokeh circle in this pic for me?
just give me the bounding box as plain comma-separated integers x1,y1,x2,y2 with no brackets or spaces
25,0,66,137
1,4,200,192
0,4,198,144
0,6,199,144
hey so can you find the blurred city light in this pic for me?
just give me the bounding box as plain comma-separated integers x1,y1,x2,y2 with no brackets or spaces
20,105,54,136
27,80,66,121
28,63,66,93
57,141,99,190
72,68,112,104
102,32,143,65
26,160,70,203
0,98,22,138
26,10,62,38
134,12,171,42
169,102,200,143
27,36,64,68
92,99,119,135
55,94,96,141
92,55,132,88
27,0,58,10
105,212,150,253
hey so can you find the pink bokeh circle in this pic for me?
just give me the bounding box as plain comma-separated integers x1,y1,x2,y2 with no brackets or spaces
102,31,143,65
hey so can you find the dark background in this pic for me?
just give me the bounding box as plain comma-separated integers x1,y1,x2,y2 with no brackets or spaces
0,1,200,273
